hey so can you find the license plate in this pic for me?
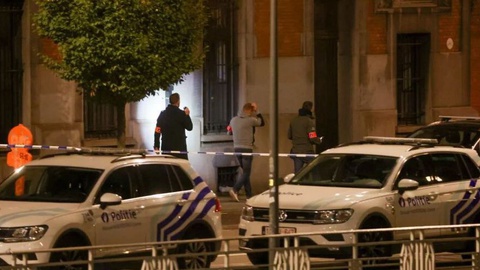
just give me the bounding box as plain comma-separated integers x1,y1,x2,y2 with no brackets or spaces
262,226,296,235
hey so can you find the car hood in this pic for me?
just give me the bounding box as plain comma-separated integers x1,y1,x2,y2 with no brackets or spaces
0,201,77,226
247,184,387,210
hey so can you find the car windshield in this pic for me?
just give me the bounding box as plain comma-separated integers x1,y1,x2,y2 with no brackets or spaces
409,126,480,149
0,166,103,203
290,154,397,188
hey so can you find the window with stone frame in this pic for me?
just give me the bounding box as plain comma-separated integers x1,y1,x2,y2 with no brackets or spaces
203,0,238,135
396,33,430,125
83,98,118,139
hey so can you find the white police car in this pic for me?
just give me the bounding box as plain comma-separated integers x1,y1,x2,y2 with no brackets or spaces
0,149,222,269
239,136,480,265
408,115,480,155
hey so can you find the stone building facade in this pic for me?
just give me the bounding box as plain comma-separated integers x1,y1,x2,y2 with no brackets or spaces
1,0,479,195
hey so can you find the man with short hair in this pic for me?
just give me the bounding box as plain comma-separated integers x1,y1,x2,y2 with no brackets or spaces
288,101,322,173
154,93,193,160
228,102,265,202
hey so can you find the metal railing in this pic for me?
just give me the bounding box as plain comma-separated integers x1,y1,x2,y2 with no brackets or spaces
0,223,479,270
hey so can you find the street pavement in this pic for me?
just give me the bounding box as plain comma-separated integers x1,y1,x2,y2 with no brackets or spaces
218,192,244,230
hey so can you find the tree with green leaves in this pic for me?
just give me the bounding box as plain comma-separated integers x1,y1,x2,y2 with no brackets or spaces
34,0,207,147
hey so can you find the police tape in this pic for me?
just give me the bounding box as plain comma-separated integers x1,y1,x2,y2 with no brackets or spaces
0,144,318,158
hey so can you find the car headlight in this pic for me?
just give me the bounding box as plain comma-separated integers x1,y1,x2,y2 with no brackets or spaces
241,205,254,221
1,225,48,243
313,209,353,224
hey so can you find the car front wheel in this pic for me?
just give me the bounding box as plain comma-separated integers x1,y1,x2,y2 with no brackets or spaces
47,234,89,270
358,218,394,268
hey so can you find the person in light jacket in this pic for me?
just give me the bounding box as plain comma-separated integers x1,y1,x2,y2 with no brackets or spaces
228,102,265,201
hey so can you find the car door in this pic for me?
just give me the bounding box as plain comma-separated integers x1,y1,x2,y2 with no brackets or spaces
92,166,148,257
435,153,480,237
136,163,195,243
393,154,442,239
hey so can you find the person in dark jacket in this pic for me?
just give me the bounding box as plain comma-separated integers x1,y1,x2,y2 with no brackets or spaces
154,93,193,160
288,101,322,173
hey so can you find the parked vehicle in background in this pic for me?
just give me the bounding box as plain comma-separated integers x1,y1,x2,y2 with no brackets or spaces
239,137,480,266
0,148,222,269
408,115,480,155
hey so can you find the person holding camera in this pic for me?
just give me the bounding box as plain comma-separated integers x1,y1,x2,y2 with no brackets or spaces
154,93,193,160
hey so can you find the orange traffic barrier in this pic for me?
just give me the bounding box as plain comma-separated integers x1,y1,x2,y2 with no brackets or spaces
7,124,33,196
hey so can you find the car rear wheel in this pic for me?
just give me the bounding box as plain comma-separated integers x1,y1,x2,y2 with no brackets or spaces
176,228,213,269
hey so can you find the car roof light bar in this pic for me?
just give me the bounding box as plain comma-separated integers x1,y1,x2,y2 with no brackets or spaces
72,147,148,155
439,115,480,122
39,147,149,159
364,136,438,145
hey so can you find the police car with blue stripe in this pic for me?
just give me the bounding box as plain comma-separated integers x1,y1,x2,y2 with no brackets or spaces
0,148,222,269
239,136,480,266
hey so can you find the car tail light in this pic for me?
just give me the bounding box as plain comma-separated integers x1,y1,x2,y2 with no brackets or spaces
214,197,222,212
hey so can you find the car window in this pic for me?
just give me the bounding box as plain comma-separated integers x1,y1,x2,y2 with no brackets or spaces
460,130,480,148
99,167,136,201
397,155,432,186
0,166,102,203
137,164,173,195
431,153,464,182
171,166,194,191
290,154,397,188
410,128,462,145
409,126,480,149
460,154,480,179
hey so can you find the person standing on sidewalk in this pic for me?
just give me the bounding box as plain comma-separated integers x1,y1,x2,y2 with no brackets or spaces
153,93,193,160
288,101,322,173
228,102,265,202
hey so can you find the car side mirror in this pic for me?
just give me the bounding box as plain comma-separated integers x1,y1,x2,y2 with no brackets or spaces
397,179,419,194
99,192,122,209
283,173,295,183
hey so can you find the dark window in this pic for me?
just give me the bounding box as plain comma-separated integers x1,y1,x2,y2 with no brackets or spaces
396,33,430,125
431,153,463,182
0,1,23,143
460,154,480,179
410,125,480,150
203,0,238,134
84,98,118,139
138,164,172,195
291,154,397,188
398,155,432,186
99,167,136,201
0,166,102,203
171,166,194,191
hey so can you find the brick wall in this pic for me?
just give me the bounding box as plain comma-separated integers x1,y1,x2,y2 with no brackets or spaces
254,0,304,57
471,2,480,112
366,0,387,54
438,0,461,53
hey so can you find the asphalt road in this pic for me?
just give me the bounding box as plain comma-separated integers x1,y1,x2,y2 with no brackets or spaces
218,193,244,230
